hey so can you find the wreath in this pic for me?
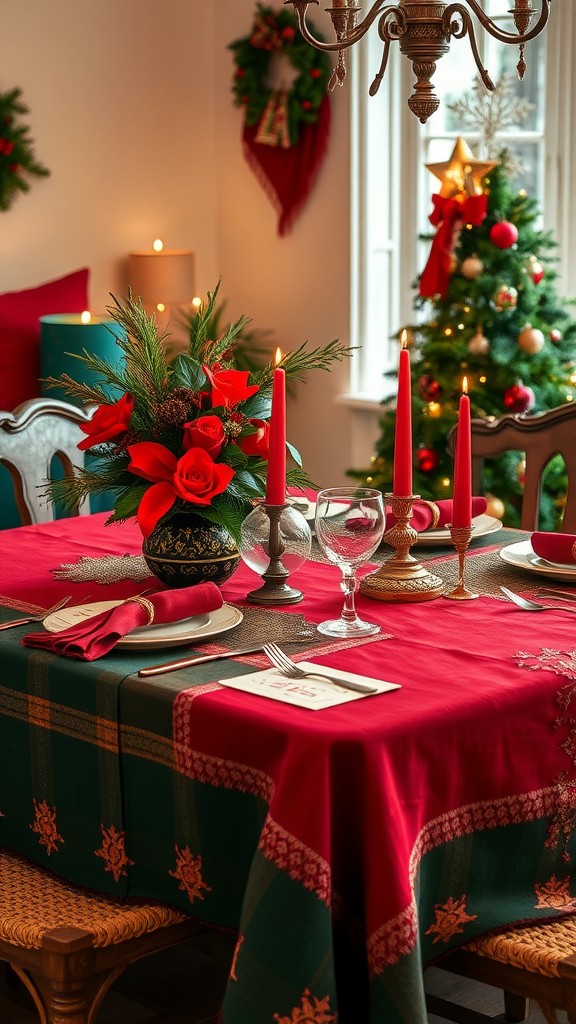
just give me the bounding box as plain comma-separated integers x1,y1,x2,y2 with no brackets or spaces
0,87,50,213
229,4,331,148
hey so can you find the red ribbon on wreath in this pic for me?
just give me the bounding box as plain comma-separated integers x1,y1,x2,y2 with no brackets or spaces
419,192,488,298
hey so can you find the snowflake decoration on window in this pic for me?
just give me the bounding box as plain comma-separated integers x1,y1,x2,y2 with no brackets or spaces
447,75,534,177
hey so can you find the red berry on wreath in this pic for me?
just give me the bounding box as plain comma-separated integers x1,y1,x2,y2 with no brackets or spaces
503,382,535,414
418,374,442,401
281,26,296,40
301,100,312,110
417,446,439,473
489,221,519,249
310,68,322,79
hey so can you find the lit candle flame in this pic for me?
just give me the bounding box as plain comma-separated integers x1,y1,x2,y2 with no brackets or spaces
191,296,202,312
400,329,408,349
153,238,164,253
462,376,469,395
275,347,283,366
81,310,91,325
156,302,166,312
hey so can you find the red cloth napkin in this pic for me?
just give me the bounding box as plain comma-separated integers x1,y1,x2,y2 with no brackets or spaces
386,496,487,532
531,532,576,565
22,583,223,661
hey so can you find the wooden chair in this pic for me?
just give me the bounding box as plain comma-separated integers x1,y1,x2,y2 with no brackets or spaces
447,403,576,533
0,398,93,525
0,848,204,1024
427,916,576,1024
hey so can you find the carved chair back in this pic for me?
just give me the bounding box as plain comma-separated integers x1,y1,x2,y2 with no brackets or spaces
447,403,576,532
0,398,92,525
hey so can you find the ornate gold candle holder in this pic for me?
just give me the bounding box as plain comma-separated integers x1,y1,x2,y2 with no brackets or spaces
359,493,444,603
241,503,310,606
443,525,479,601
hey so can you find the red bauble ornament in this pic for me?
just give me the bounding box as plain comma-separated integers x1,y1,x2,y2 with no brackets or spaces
489,221,519,249
418,374,442,401
503,382,536,414
550,328,563,344
530,261,544,284
417,446,439,473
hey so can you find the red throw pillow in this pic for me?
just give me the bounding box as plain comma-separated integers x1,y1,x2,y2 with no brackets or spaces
0,268,89,410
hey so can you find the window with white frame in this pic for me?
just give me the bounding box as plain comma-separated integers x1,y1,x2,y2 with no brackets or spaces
349,0,575,403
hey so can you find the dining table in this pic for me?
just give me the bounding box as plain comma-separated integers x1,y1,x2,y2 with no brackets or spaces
1,510,575,1024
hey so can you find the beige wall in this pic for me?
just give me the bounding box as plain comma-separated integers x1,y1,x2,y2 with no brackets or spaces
0,0,357,486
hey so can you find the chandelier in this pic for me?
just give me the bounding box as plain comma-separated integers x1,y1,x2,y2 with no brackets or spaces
284,0,552,123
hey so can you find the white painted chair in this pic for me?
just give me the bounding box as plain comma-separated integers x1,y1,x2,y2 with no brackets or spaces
0,398,93,525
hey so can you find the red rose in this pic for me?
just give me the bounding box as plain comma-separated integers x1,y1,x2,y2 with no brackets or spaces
239,418,270,458
77,393,134,450
203,365,259,409
183,415,225,458
127,441,235,537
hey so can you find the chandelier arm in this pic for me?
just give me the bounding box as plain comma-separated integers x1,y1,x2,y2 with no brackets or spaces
288,0,389,53
457,0,551,44
369,7,405,95
443,5,494,91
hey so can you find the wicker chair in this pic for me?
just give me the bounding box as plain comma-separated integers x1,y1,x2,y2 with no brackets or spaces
0,398,93,525
427,917,576,1024
447,403,576,533
0,848,203,1024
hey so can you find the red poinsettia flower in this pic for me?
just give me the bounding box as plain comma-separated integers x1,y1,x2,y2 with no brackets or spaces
77,393,134,451
183,415,225,458
203,365,259,409
239,418,270,458
127,441,235,537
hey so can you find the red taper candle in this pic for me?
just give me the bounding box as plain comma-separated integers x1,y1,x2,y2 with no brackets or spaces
452,377,472,528
393,331,413,497
266,347,287,505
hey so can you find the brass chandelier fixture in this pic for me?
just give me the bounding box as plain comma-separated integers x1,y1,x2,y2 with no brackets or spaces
284,0,552,123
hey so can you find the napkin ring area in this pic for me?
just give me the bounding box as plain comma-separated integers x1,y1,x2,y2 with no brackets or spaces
419,499,441,529
126,596,155,623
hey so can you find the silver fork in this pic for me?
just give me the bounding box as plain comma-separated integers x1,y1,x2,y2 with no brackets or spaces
499,586,576,613
262,642,378,694
0,595,72,632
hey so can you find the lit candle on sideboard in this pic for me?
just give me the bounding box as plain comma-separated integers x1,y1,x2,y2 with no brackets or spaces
452,377,472,528
39,313,126,404
393,330,413,497
266,348,286,505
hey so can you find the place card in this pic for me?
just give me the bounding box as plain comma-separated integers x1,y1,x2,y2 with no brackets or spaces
220,663,400,710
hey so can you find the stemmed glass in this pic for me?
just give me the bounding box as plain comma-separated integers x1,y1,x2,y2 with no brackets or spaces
314,486,385,638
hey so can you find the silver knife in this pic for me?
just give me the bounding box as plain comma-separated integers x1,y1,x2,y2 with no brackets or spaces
139,642,301,678
536,587,576,601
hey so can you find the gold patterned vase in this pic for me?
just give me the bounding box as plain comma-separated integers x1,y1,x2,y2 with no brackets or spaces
142,511,240,588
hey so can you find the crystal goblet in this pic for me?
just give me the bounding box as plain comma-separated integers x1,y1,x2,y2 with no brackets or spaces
314,487,385,638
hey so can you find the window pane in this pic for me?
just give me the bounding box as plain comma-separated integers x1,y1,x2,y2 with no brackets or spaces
484,35,545,131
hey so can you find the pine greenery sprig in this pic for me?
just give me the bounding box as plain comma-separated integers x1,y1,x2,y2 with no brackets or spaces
0,86,50,212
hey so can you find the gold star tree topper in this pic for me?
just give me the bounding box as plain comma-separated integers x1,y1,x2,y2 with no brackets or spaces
426,137,497,198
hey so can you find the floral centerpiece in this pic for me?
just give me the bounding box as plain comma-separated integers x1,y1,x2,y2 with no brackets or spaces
47,282,350,585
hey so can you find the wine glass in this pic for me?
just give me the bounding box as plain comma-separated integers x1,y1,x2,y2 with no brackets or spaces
314,487,385,638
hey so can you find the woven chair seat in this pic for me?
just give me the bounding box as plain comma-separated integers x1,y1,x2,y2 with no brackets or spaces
0,849,187,949
465,917,576,979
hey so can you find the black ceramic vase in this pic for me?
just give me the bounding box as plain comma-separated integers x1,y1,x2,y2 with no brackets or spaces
142,511,240,588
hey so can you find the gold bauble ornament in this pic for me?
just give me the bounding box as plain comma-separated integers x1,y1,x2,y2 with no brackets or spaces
518,323,545,354
485,494,505,519
426,137,498,199
468,330,490,355
460,255,484,280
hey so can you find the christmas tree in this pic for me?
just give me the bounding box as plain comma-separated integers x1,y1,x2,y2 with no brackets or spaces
349,138,576,530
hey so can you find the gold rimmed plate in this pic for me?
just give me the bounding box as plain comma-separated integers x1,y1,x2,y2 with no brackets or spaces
415,513,502,547
43,601,244,650
499,540,576,582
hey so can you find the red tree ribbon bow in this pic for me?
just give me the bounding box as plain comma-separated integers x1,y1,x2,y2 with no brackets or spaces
419,192,488,299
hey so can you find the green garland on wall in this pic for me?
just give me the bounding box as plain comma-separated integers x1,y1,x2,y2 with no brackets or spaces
0,86,50,212
229,4,331,146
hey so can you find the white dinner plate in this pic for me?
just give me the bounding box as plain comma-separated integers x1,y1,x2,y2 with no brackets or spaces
43,601,244,650
499,540,576,582
414,514,503,547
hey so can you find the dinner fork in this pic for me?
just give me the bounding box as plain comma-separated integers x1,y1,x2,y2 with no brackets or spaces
0,595,72,632
262,642,378,694
499,586,576,613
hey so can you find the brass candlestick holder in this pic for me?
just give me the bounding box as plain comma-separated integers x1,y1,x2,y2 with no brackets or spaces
241,503,310,606
359,493,444,602
443,525,479,601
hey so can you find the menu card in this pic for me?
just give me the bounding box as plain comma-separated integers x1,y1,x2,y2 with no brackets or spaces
220,662,400,710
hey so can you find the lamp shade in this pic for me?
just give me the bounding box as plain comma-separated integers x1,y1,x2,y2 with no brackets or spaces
127,250,195,306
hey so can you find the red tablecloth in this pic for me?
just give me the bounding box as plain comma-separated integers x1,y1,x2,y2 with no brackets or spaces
0,514,574,1024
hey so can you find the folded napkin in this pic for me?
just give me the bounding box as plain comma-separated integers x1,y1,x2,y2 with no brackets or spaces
531,532,576,566
22,583,223,661
386,496,487,532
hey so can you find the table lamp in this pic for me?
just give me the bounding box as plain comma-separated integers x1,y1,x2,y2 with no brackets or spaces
127,239,195,318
